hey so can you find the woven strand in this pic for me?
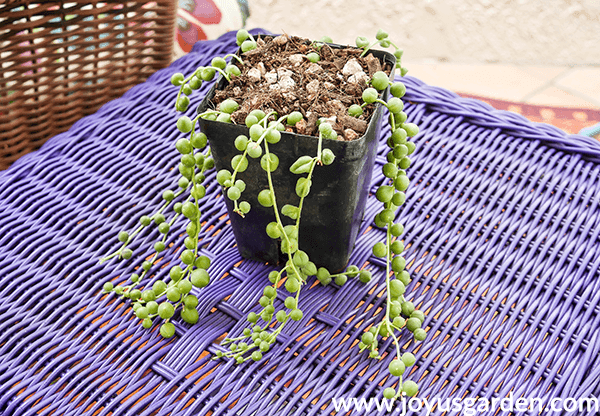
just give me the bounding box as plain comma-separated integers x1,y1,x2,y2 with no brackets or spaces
1,30,600,415
0,1,177,170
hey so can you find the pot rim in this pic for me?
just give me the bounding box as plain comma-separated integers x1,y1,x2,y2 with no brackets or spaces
196,33,397,151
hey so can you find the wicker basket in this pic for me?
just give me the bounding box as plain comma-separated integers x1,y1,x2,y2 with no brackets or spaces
0,1,177,170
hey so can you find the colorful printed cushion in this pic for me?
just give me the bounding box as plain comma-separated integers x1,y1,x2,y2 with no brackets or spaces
175,0,250,55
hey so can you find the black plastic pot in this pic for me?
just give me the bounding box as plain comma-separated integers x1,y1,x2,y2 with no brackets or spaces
198,41,396,272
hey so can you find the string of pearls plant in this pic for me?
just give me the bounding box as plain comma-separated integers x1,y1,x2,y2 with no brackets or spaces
100,29,426,399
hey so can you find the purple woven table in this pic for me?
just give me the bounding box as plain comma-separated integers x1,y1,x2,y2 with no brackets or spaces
2,30,600,416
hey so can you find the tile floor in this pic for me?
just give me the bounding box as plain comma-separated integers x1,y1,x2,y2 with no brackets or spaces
406,61,600,110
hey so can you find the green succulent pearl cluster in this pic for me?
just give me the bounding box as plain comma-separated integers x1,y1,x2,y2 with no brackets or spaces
215,108,371,363
100,129,213,338
101,28,426,399
356,29,408,76
349,62,426,398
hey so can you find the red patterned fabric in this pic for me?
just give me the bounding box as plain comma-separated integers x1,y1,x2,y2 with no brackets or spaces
175,0,249,54
459,93,600,138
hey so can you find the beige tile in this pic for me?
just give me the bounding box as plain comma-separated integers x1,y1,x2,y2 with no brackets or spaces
555,68,600,104
406,63,553,101
520,66,570,81
525,86,600,109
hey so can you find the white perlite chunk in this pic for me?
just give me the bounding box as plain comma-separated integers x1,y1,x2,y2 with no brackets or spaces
257,62,266,75
265,70,278,84
345,129,360,141
247,68,262,83
306,79,320,95
342,58,363,77
348,71,369,85
283,92,296,101
278,76,295,90
324,82,335,90
323,115,337,125
306,63,322,74
289,54,304,66
277,68,294,79
330,100,346,113
273,34,289,45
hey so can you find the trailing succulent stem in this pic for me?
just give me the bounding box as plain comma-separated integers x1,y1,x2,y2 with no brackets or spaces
100,28,426,399
99,137,214,338
355,29,407,76
213,107,362,362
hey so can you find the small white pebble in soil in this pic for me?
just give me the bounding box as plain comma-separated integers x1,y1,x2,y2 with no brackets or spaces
330,100,346,114
257,62,266,75
306,63,322,74
295,119,307,134
345,129,360,141
283,92,296,101
278,76,295,90
324,82,336,90
265,70,278,84
289,54,304,66
322,115,337,125
269,84,281,91
273,34,289,45
306,79,320,95
348,71,369,85
247,68,262,83
277,68,294,79
342,58,363,77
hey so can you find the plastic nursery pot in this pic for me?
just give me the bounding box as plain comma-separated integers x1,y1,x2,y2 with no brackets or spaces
198,41,396,273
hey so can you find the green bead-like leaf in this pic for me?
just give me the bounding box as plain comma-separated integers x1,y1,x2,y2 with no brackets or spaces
201,67,216,81
295,177,312,198
241,40,257,52
292,250,309,267
231,154,248,172
307,52,320,62
287,111,303,126
355,36,369,48
371,71,389,91
177,116,193,133
247,142,262,158
402,123,420,137
290,156,314,174
281,238,298,254
376,185,394,203
390,82,406,98
171,73,184,86
281,204,299,220
211,57,227,70
376,29,388,40
236,29,249,45
220,99,239,114
216,169,232,185
234,135,249,151
321,148,335,165
260,153,279,172
258,189,274,207
266,222,281,239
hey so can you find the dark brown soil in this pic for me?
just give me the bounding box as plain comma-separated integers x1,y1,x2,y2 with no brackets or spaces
211,34,393,141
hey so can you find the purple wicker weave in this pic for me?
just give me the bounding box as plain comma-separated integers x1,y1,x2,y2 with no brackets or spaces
1,29,600,416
